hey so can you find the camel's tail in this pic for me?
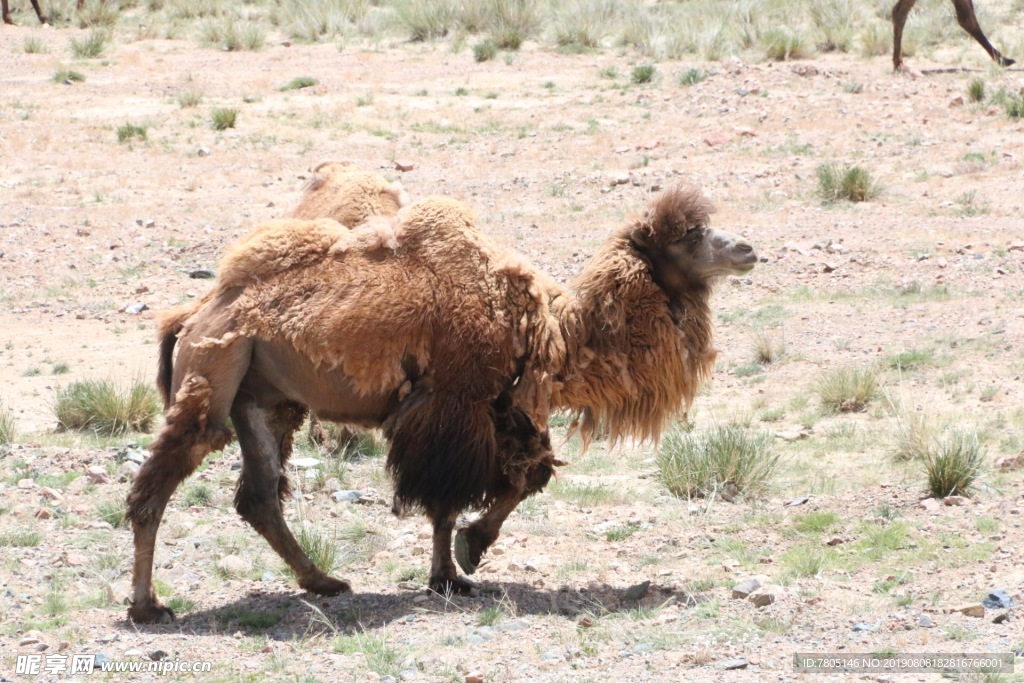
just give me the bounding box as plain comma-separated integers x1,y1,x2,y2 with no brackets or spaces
155,306,191,409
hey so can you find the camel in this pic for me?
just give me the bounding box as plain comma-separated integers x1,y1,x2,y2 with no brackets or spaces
2,0,92,25
892,0,1015,70
127,185,757,623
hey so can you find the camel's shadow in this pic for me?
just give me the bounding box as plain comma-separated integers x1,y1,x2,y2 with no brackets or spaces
123,579,701,638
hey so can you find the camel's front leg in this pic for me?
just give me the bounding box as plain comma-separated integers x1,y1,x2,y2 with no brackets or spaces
428,510,474,595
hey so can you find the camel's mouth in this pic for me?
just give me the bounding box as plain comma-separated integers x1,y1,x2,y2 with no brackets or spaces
728,245,758,272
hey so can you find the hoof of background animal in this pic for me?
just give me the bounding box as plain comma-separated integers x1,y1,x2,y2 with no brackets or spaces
127,602,176,624
1002,57,1016,67
299,575,351,596
429,575,476,597
454,529,483,575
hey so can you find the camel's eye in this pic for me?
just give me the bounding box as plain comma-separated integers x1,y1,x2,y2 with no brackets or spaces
683,228,703,244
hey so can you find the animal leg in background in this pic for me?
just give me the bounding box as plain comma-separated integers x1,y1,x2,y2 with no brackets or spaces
231,396,350,595
892,0,1014,70
1,0,47,24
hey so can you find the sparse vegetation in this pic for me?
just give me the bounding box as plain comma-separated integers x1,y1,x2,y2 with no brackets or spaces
967,78,985,103
816,367,878,413
817,164,880,203
294,525,343,576
116,123,148,143
751,328,785,365
678,67,707,86
52,378,160,434
473,39,498,62
52,68,86,84
22,36,48,54
0,401,16,445
333,632,404,678
97,498,127,528
923,430,984,498
657,423,778,499
281,76,318,91
181,481,213,508
211,108,238,130
631,64,656,84
69,30,108,58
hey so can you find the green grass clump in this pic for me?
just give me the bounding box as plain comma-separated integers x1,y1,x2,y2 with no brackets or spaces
1004,91,1024,120
793,510,839,534
816,367,878,413
333,632,404,678
0,400,16,445
551,0,621,49
678,68,707,86
53,68,86,84
97,498,127,528
181,482,213,508
967,78,985,103
295,525,343,575
657,423,778,499
473,39,498,62
394,0,454,41
52,378,160,434
751,328,785,365
210,108,238,130
69,29,108,58
281,76,318,91
816,164,881,203
0,530,42,547
23,36,49,54
923,430,984,498
887,348,933,371
116,123,147,143
631,64,656,84
762,28,809,61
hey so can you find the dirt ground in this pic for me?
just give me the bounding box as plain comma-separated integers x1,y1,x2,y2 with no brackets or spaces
2,21,1024,683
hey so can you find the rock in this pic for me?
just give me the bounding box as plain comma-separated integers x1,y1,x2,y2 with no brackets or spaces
826,537,845,546
39,486,62,501
322,477,344,493
394,160,416,172
919,498,940,512
717,658,748,670
86,466,110,484
116,461,140,482
949,95,964,107
703,131,731,147
20,636,41,646
34,507,52,519
216,555,252,578
261,572,277,582
917,614,934,628
943,495,968,506
197,147,211,157
123,303,149,315
149,650,169,661
94,654,110,666
494,618,529,633
608,172,630,187
775,430,809,442
749,591,775,608
732,578,761,599
784,497,809,507
577,616,593,628
332,490,362,504
623,581,650,600
982,590,1014,610
412,595,429,603
17,478,35,489
851,622,874,632
290,457,320,469
190,269,216,279
465,673,484,683
124,649,144,657
948,603,985,618
993,454,1023,470
992,612,1011,624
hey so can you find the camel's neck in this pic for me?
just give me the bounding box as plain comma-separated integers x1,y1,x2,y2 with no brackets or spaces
553,237,716,446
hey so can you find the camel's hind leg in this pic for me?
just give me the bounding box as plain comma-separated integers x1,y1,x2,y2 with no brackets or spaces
126,375,233,623
231,395,350,596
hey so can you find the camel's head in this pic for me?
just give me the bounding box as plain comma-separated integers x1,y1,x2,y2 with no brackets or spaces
629,185,757,294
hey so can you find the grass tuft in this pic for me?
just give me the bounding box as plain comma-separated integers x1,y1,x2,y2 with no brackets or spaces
751,328,785,365
69,29,108,58
816,367,878,413
181,481,213,508
967,78,985,103
97,498,128,528
53,68,86,84
678,67,707,86
1003,91,1024,120
657,423,778,499
816,164,881,203
116,123,147,143
923,430,984,498
0,400,17,445
295,525,343,575
52,378,160,434
23,36,49,54
631,64,656,84
281,76,318,91
333,632,404,678
394,0,454,41
763,28,810,61
210,108,238,130
473,39,498,62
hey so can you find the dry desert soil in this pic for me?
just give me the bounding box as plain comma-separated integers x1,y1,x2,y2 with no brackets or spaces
2,14,1024,683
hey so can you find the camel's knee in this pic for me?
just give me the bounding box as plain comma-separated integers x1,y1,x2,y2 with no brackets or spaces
234,473,283,530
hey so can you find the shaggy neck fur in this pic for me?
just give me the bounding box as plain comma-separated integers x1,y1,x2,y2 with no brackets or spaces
553,229,716,446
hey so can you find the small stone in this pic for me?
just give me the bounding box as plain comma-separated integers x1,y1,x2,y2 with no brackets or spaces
826,537,845,546
732,578,761,599
290,457,320,469
39,487,62,501
332,490,362,504
623,580,650,600
609,172,630,187
494,618,529,633
919,498,940,512
124,303,149,315
992,612,1011,624
216,555,252,578
17,478,35,489
117,461,140,482
982,589,1014,610
86,466,110,484
993,454,1023,470
394,160,416,172
703,131,731,147
197,147,211,157
943,495,968,506
20,636,41,646
949,603,985,618
34,508,52,519
852,622,873,632
917,614,934,628
784,497,809,507
749,591,775,608
261,572,277,582
949,95,964,107
718,658,748,670
578,616,593,628
412,595,429,603
124,649,144,657
189,269,216,280
465,673,484,683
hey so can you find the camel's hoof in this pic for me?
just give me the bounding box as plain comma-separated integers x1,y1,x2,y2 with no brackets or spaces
429,575,476,597
300,574,351,596
454,530,478,575
127,601,176,624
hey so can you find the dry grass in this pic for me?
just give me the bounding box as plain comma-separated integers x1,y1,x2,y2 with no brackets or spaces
816,367,878,413
657,423,778,499
52,378,160,435
923,430,985,498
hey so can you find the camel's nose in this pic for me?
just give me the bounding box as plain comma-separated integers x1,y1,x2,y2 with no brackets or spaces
735,241,754,254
